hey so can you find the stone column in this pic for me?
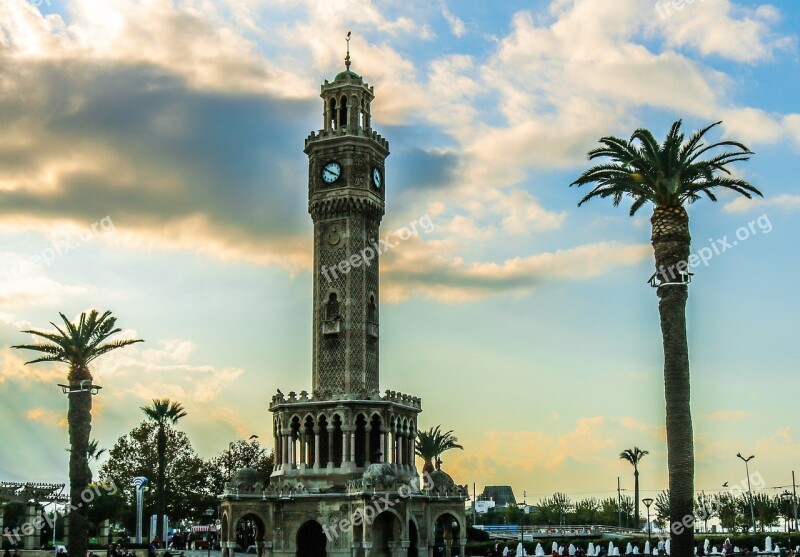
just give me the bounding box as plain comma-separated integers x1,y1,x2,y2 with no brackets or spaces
350,542,361,557
362,541,373,557
343,428,351,467
254,541,264,557
364,424,372,466
327,429,335,468
380,432,387,462
400,540,411,557
396,433,403,465
350,431,356,464
299,432,307,470
100,519,110,546
23,502,37,549
314,426,321,469
282,434,289,468
274,429,281,471
227,540,237,557
459,539,466,557
263,541,273,557
63,519,69,547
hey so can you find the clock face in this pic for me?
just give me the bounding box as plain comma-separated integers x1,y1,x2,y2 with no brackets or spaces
321,161,341,184
372,167,382,189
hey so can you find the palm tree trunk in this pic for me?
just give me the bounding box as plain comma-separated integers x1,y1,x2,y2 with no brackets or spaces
157,425,167,545
652,206,694,557
67,376,93,557
634,467,640,529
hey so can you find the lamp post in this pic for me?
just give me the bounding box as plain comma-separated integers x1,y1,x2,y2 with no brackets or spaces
517,491,527,548
736,453,756,532
642,498,654,551
205,508,214,557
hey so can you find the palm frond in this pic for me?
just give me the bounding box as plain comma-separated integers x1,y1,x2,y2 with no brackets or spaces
570,118,762,213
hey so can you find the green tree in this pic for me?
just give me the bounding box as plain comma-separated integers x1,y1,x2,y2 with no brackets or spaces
654,491,670,530
574,498,600,525
12,310,142,557
717,492,744,533
414,426,463,474
536,493,573,526
695,492,717,533
620,447,649,528
99,421,208,533
570,120,761,556
597,497,626,527
206,438,275,497
140,399,188,543
753,493,780,532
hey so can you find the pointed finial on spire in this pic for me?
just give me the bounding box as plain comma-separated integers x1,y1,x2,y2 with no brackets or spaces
345,31,352,70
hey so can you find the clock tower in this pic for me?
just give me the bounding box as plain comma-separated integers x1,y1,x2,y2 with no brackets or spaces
305,49,389,398
218,42,468,557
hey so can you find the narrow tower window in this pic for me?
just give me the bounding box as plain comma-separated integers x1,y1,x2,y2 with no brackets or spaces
338,95,348,128
326,293,340,320
367,295,376,323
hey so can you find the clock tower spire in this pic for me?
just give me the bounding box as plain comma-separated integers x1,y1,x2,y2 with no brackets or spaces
304,39,389,398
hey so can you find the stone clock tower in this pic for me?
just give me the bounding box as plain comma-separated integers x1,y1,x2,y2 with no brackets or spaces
217,47,467,557
304,54,389,398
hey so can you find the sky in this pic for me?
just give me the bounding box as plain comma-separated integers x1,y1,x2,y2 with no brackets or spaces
0,0,798,508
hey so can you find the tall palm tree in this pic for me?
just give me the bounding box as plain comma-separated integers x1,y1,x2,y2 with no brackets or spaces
571,120,761,556
620,447,649,528
141,398,187,544
414,426,463,474
13,310,142,557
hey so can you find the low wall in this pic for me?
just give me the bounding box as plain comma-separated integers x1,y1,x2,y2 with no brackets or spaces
14,551,149,557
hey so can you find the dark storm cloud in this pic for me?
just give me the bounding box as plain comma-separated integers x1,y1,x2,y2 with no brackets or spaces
0,57,317,241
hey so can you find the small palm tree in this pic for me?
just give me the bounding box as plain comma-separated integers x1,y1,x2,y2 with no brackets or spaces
414,426,463,474
141,398,187,544
571,120,761,556
13,310,142,557
620,447,649,528
66,439,107,478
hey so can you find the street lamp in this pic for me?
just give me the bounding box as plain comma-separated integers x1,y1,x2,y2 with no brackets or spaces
642,498,654,550
736,453,756,532
517,491,527,548
204,507,214,557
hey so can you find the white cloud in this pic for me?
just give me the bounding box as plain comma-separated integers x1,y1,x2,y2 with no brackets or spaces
382,240,650,302
724,193,800,214
652,0,795,63
441,3,467,37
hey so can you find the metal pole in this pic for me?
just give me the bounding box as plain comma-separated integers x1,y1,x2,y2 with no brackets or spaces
473,483,476,527
744,457,756,534
745,460,755,532
793,470,798,532
618,477,622,528
737,453,756,532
